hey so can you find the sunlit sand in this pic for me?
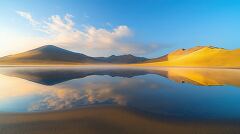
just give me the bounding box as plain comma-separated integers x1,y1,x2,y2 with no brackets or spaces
141,46,240,68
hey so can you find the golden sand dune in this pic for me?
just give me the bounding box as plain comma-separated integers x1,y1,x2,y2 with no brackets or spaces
144,46,240,68
165,46,206,61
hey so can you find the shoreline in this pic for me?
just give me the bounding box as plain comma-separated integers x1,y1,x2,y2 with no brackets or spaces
0,64,239,70
0,106,240,134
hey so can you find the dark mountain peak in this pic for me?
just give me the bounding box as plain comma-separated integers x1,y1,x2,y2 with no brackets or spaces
110,55,116,57
119,54,132,57
104,54,148,63
109,54,136,58
123,54,135,57
40,45,58,48
109,54,132,59
34,45,68,52
36,45,59,50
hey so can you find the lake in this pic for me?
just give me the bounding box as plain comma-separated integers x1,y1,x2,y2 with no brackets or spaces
0,66,240,134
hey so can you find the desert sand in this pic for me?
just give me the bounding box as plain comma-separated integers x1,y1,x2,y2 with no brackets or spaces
0,106,239,134
142,46,240,68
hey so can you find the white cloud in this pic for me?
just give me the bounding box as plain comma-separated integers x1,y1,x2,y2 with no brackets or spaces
2,11,159,57
16,11,39,26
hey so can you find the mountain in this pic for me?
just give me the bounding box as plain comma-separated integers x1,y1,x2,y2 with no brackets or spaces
0,45,97,64
144,46,240,68
97,54,148,63
0,45,148,65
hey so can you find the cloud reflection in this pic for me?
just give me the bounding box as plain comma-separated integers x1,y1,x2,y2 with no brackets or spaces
0,67,240,121
28,77,155,112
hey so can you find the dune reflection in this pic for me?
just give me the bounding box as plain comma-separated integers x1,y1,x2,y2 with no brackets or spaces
157,68,240,86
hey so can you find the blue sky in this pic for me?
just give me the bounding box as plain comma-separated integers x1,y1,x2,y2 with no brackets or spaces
0,0,240,57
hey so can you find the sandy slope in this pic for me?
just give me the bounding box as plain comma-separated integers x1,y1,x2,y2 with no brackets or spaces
143,46,240,68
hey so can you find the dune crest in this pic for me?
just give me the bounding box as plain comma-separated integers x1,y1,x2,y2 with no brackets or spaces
144,46,240,68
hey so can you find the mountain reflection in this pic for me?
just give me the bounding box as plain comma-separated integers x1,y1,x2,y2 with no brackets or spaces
0,67,240,87
0,67,240,120
0,68,151,85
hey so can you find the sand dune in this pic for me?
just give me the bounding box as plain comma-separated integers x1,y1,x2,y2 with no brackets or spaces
144,46,240,68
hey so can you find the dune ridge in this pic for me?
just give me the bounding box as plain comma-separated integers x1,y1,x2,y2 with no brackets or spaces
143,46,240,68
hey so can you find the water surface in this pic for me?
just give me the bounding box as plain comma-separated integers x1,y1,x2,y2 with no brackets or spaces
0,66,240,122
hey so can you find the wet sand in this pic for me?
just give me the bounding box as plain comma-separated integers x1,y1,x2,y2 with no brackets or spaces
0,106,239,134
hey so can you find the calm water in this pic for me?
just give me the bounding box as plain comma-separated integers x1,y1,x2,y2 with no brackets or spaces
0,66,240,121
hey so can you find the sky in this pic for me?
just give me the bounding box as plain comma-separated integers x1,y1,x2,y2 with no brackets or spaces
0,0,240,58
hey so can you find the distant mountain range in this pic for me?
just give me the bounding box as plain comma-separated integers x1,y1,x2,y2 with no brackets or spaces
0,45,239,68
0,45,148,64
